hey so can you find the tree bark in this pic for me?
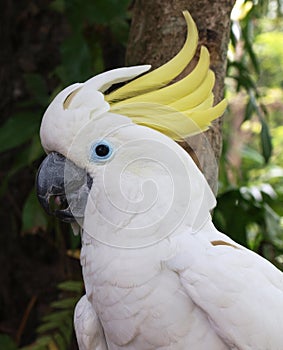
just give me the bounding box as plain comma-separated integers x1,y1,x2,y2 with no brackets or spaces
126,0,235,193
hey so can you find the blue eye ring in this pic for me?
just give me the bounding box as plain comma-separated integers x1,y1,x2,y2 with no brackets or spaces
89,140,114,162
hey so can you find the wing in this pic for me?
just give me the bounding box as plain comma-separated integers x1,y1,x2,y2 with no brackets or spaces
74,295,108,350
167,225,283,349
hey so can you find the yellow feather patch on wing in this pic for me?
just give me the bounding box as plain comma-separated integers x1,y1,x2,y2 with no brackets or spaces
106,10,227,140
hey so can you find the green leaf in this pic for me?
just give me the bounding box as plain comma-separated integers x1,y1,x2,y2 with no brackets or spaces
33,335,54,349
214,189,250,246
0,113,41,153
69,225,81,249
264,203,283,249
49,0,65,13
28,135,45,163
58,280,83,293
0,135,44,198
51,297,78,309
245,39,260,75
260,118,273,163
20,335,52,350
52,333,67,350
25,73,49,107
37,321,60,334
0,334,17,350
22,189,48,233
69,0,130,25
43,310,72,323
57,32,92,84
58,320,73,344
230,26,237,49
110,18,130,44
241,145,265,166
244,97,254,121
10,135,44,176
242,22,260,74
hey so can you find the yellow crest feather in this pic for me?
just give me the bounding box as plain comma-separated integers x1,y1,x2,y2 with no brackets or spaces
105,11,227,140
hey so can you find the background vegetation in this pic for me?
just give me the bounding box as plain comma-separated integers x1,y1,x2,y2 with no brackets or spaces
0,0,282,349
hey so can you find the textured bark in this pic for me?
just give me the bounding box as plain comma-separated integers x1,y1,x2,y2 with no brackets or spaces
126,0,235,193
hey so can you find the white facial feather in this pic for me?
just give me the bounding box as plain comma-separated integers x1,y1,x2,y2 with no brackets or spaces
40,65,216,246
62,115,216,248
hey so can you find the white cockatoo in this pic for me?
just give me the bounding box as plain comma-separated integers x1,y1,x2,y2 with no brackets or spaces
36,11,283,350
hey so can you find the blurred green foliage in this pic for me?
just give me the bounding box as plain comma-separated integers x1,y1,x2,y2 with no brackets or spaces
214,0,283,267
20,281,83,350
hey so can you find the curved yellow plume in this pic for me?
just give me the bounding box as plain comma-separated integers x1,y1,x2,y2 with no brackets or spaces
106,11,227,140
106,11,198,103
111,46,211,107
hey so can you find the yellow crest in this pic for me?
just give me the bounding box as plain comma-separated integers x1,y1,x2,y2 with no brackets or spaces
105,11,227,141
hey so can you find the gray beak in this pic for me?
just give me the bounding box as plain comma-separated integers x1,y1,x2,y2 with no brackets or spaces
36,152,93,223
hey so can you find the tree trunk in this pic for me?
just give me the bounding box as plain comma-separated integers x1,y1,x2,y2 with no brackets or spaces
126,0,235,193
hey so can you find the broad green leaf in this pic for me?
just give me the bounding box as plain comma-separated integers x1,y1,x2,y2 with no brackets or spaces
25,73,49,107
22,189,48,233
0,135,44,198
9,135,44,176
57,32,92,84
0,334,17,350
110,18,130,44
28,134,45,163
241,145,264,166
0,113,41,153
264,203,283,249
49,0,65,13
69,225,81,249
214,189,250,246
72,0,130,25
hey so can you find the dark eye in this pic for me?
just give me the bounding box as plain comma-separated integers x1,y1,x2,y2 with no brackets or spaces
95,144,110,157
90,140,113,162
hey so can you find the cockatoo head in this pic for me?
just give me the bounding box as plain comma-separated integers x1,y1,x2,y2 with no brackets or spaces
36,11,226,248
